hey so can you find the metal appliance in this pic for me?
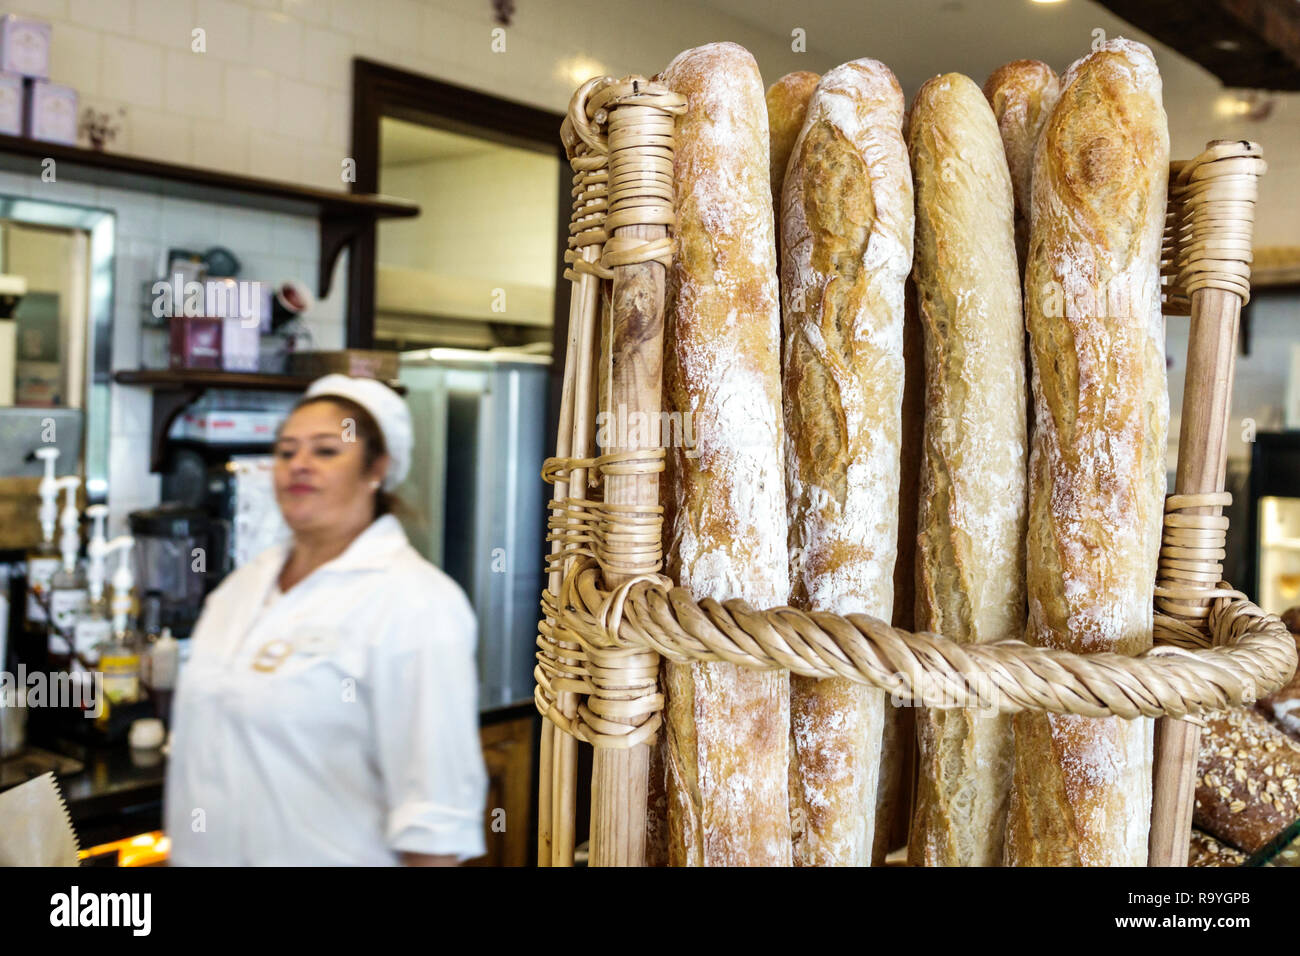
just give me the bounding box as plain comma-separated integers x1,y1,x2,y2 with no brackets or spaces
127,505,224,638
397,348,550,711
1247,431,1300,615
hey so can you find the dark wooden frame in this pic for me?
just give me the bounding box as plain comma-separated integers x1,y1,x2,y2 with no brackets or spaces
1094,0,1300,90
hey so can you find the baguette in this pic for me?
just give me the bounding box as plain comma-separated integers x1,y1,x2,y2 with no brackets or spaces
1002,38,1169,867
657,41,792,867
906,72,1026,867
983,60,1061,274
781,59,912,867
766,71,821,240
1195,706,1300,855
873,276,923,864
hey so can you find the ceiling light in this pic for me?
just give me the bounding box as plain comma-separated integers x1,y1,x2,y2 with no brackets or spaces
1216,91,1275,120
555,56,608,87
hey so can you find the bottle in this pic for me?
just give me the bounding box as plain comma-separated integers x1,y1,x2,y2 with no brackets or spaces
71,505,112,674
46,477,86,668
145,627,178,724
24,448,62,631
97,536,140,707
137,590,163,687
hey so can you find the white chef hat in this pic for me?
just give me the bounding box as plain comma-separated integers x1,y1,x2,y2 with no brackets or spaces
303,374,412,491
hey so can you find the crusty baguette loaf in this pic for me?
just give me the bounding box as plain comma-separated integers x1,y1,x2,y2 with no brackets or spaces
873,276,923,864
1188,829,1247,867
1195,706,1300,855
1003,38,1169,867
656,41,792,867
983,60,1060,274
781,59,912,867
766,71,820,240
906,72,1026,867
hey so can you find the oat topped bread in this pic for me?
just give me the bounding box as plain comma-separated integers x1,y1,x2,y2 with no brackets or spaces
1195,705,1300,854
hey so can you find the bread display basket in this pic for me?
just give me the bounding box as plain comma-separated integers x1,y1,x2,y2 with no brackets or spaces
533,72,1297,867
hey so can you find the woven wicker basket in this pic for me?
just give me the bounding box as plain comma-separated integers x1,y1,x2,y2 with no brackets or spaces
534,73,1297,868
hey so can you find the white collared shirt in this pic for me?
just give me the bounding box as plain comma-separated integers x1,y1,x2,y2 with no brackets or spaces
164,514,488,865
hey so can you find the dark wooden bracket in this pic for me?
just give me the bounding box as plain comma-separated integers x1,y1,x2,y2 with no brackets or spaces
148,386,204,473
318,212,362,300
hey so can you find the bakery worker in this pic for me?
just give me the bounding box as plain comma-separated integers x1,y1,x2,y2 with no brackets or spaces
165,375,487,865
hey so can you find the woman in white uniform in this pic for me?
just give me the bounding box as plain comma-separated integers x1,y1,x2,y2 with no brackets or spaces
165,375,488,865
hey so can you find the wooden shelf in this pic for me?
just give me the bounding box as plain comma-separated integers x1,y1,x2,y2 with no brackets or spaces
0,133,419,299
114,369,405,471
114,368,318,391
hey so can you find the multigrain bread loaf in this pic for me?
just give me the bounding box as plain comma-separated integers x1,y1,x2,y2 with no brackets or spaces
766,71,820,239
906,72,1026,867
656,41,792,867
1195,706,1300,855
1188,829,1248,867
1002,38,1170,867
780,59,912,867
1256,631,1300,742
982,60,1061,273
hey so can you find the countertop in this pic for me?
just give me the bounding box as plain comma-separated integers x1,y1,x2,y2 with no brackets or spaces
2,699,535,850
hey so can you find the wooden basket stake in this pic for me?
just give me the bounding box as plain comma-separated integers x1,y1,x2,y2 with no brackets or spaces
588,84,678,867
1149,139,1264,867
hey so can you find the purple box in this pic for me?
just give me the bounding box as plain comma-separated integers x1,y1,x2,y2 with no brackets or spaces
0,15,50,79
0,71,22,136
25,79,77,145
169,316,223,370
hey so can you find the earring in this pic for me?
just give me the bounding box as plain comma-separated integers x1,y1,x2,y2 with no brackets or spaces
370,480,381,490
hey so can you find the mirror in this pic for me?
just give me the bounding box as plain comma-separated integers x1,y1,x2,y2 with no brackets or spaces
0,196,113,505
2,221,90,407
374,117,562,350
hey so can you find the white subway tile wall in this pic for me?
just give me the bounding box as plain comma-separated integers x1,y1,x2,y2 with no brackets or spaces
0,168,332,521
0,0,839,192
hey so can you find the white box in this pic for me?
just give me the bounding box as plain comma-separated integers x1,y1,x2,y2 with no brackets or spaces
0,15,50,79
221,315,260,371
0,71,22,135
25,79,77,145
173,409,283,444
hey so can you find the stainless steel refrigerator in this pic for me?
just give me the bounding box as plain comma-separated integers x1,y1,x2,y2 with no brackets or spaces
397,348,550,711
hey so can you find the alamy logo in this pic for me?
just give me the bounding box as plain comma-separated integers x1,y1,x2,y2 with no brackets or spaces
151,274,265,327
1,666,102,718
49,886,151,936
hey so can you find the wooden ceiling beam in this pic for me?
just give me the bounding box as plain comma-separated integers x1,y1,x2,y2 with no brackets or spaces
1094,0,1300,90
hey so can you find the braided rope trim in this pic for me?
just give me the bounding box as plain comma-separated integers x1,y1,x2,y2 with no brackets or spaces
534,465,1297,739
535,562,1295,726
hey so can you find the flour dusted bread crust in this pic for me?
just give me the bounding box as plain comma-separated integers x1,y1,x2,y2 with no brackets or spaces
906,73,1026,867
780,59,912,866
1002,39,1169,867
873,276,923,864
766,71,820,239
656,41,792,867
983,60,1060,273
